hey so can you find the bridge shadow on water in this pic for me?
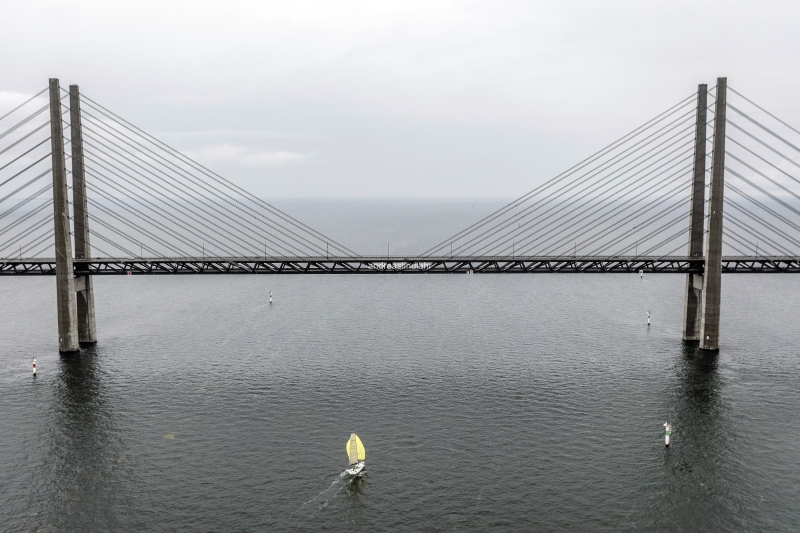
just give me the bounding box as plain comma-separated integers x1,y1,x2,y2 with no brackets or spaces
673,344,723,433
646,344,743,532
42,346,129,531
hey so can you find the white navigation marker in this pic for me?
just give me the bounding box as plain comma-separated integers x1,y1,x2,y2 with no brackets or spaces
32,358,36,376
269,291,273,304
664,422,671,447
647,310,651,325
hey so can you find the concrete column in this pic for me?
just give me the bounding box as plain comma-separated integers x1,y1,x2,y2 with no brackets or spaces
49,78,79,352
682,84,708,341
699,77,727,351
69,84,97,344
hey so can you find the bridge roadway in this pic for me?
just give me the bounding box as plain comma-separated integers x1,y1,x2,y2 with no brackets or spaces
1,256,799,275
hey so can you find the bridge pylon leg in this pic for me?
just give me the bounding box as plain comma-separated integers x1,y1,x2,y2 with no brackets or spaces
699,77,728,351
69,84,97,344
49,78,79,352
682,84,708,341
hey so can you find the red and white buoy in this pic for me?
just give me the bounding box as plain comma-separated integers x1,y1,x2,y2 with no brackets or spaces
32,357,36,376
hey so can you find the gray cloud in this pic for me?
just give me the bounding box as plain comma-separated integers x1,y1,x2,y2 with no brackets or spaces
184,144,306,167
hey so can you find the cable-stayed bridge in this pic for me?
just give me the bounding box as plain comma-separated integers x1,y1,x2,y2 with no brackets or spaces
1,77,798,352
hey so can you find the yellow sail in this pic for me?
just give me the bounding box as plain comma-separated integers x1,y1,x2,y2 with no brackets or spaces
346,433,366,464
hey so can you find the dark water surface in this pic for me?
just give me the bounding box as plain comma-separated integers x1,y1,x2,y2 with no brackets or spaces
2,271,799,532
1,198,799,531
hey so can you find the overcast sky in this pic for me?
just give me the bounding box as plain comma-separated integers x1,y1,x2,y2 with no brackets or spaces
1,1,799,198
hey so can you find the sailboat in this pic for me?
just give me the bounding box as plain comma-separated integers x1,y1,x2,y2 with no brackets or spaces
344,433,366,476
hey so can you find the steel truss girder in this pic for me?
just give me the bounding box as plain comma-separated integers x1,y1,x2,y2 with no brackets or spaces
1,256,799,275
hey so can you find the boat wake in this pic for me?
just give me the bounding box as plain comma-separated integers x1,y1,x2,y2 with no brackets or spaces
292,477,345,517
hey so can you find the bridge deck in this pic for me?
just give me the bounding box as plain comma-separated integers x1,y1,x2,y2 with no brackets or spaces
1,256,798,275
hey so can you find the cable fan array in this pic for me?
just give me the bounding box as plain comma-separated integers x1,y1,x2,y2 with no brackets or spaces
424,86,800,259
0,88,58,259
423,91,714,258
66,90,356,259
0,88,357,260
722,87,800,256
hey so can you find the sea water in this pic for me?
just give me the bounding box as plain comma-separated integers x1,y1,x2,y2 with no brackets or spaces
1,199,799,532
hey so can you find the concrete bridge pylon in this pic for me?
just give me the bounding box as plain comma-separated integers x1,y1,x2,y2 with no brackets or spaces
69,84,97,345
49,78,78,352
698,77,728,351
682,83,708,342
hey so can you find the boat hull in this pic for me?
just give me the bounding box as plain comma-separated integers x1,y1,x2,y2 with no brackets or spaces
345,461,365,477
